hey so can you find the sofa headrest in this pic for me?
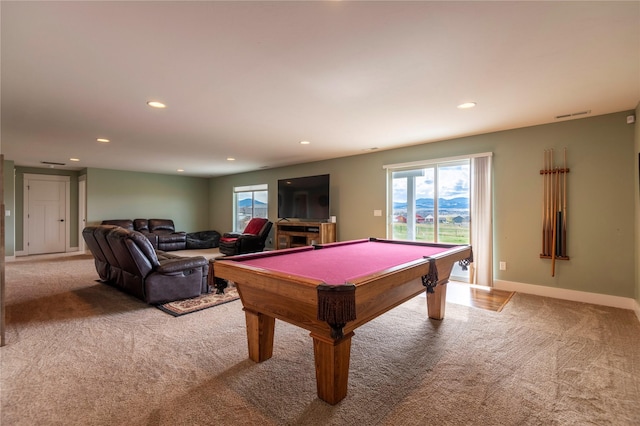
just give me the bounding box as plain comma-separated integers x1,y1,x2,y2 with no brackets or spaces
106,227,159,273
82,226,105,260
148,219,175,232
101,219,134,230
133,219,149,232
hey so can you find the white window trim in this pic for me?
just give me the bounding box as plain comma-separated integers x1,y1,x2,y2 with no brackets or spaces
383,152,493,171
234,183,268,193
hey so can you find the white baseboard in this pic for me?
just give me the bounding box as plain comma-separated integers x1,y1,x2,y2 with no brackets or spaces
16,247,79,255
494,279,638,313
10,247,83,262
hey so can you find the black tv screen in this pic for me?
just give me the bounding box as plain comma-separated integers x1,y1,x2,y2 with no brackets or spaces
278,174,330,220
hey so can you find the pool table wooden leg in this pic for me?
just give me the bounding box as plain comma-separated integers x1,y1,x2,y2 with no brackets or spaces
426,281,448,320
311,331,354,405
244,309,275,362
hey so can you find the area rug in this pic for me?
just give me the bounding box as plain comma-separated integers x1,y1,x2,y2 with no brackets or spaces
157,286,239,316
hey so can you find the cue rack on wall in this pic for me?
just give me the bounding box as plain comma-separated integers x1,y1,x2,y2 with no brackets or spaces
540,148,569,277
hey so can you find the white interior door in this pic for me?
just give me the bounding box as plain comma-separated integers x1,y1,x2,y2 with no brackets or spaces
24,176,68,255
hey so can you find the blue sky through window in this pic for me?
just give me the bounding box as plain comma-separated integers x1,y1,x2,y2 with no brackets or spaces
393,163,469,201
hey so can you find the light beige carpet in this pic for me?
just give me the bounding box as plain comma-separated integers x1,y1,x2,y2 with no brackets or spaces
170,247,225,260
2,254,639,425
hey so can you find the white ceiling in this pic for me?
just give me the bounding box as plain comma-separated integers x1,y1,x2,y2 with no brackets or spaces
2,1,639,177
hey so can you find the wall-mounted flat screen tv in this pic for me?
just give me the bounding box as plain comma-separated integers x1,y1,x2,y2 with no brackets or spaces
277,174,330,220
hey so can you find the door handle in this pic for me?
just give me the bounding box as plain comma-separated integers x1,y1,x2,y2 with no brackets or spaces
59,219,64,222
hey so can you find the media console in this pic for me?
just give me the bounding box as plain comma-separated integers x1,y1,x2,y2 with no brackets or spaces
275,221,336,249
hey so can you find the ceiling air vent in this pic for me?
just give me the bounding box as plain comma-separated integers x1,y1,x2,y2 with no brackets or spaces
555,110,591,120
40,161,66,166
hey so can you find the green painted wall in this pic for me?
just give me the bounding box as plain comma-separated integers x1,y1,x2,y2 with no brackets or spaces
210,111,636,299
85,168,210,233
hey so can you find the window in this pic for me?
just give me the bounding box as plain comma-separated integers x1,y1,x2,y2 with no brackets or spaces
233,184,268,232
386,157,472,282
385,153,493,285
389,159,470,244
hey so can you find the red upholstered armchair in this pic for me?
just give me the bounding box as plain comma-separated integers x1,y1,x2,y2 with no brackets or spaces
219,218,273,256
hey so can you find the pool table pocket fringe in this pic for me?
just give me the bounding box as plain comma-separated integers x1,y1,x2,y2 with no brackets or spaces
421,249,474,293
317,283,356,338
421,258,439,293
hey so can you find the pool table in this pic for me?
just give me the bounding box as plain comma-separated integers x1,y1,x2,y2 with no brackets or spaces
212,238,473,404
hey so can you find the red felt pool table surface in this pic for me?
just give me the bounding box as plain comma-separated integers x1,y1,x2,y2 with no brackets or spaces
231,239,458,284
212,238,472,405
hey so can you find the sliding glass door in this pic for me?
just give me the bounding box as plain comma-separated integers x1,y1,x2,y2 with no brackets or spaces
389,159,470,280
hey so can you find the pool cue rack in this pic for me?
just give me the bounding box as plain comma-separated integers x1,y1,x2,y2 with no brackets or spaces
540,148,569,276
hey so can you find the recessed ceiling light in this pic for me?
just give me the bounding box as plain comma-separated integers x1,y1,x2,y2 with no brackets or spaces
226,157,236,161
97,138,110,143
457,102,477,109
147,101,166,108
177,169,184,172
69,158,80,162
300,140,311,145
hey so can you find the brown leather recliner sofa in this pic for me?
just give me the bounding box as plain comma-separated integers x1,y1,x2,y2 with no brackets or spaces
101,218,187,251
83,225,209,304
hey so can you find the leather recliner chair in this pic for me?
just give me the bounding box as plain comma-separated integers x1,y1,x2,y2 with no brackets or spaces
83,225,208,304
219,218,273,256
148,219,187,251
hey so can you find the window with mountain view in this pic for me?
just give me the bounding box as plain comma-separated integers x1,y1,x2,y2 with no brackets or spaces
389,159,470,244
386,153,493,285
233,184,268,232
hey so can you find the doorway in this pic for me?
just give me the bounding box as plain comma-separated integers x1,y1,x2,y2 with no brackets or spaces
23,174,70,255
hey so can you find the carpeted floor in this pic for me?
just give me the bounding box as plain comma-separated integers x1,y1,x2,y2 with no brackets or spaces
170,247,224,260
2,254,639,425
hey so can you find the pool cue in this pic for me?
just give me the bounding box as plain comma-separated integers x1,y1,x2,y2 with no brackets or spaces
562,148,567,257
542,150,547,255
556,154,563,257
551,168,558,276
547,150,552,256
546,149,553,256
543,150,548,256
545,150,550,256
556,205,562,257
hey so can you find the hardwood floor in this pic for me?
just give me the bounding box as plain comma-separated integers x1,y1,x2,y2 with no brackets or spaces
446,281,515,312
